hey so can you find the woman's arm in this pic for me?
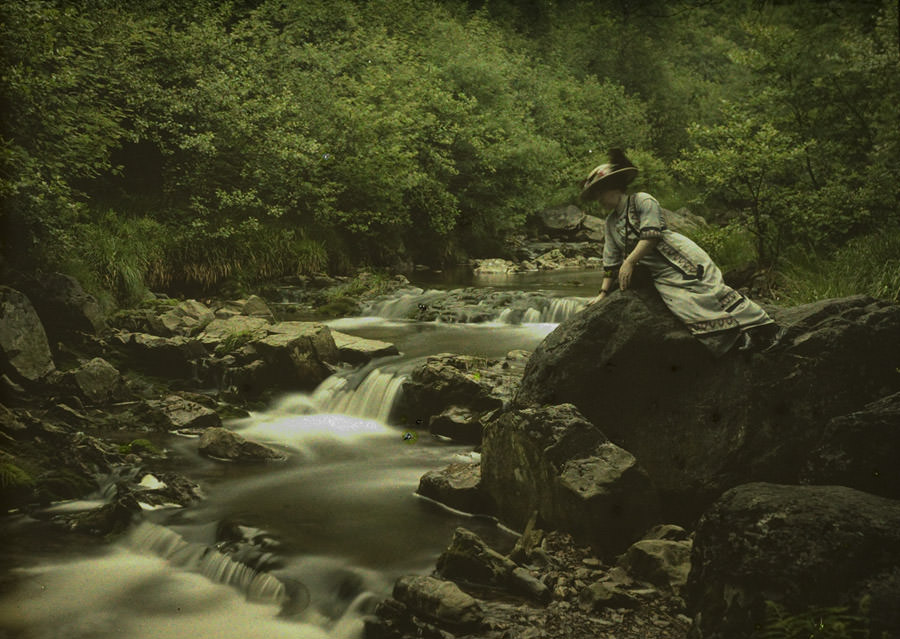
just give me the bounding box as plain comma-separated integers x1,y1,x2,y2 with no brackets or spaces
588,275,616,305
619,238,660,290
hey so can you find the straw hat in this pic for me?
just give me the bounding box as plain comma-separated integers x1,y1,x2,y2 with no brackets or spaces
580,149,638,201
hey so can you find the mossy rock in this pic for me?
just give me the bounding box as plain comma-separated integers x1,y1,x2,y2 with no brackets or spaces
36,469,96,502
315,296,360,318
117,438,162,456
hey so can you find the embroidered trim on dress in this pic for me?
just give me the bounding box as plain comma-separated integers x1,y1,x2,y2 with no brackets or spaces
640,228,663,239
718,289,744,311
687,316,740,335
657,241,701,278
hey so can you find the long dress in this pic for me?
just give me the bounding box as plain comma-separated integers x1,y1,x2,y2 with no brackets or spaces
602,192,774,355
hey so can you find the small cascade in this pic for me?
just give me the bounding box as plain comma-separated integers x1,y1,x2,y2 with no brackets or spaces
361,287,446,319
311,368,406,423
541,297,588,323
128,522,287,605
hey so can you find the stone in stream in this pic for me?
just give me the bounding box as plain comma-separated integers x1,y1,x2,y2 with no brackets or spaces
428,406,484,444
417,461,488,514
330,330,399,364
391,575,484,630
0,286,56,383
146,394,222,433
64,357,127,404
198,427,285,462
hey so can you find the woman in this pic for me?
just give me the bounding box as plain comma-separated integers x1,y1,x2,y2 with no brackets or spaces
582,149,779,355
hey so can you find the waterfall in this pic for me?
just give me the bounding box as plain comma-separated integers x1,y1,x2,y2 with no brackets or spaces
542,297,587,323
128,522,287,605
311,368,406,424
361,288,446,319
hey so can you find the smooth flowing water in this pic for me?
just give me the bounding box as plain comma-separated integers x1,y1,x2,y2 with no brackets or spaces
0,270,599,639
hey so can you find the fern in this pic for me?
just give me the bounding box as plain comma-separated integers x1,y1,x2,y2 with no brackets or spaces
0,462,35,489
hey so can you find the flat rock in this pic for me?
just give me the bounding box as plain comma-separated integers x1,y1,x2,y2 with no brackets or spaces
417,461,487,514
198,427,285,462
331,331,399,364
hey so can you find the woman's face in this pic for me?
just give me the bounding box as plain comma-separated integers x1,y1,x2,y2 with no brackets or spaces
597,188,623,210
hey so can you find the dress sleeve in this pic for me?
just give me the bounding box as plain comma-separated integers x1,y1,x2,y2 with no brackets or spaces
602,214,622,275
634,193,666,240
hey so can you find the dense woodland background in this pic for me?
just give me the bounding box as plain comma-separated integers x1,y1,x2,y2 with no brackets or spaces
2,0,898,309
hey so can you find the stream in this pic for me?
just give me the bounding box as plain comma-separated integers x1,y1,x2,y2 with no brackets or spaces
0,269,604,639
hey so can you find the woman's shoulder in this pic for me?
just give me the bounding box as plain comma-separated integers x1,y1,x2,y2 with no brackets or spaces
632,192,660,206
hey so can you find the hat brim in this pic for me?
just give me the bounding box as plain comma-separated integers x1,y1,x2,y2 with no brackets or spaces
579,166,638,201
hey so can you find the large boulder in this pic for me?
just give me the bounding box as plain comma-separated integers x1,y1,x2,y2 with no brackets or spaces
417,461,488,514
687,483,900,638
801,391,900,500
15,273,106,343
481,403,660,557
330,331,399,365
116,332,207,380
0,286,56,383
539,205,585,234
66,357,126,404
157,299,215,337
515,290,900,521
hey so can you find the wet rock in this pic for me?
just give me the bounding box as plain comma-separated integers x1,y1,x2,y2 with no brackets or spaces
330,331,399,365
641,523,690,542
198,427,285,462
66,357,126,404
392,575,484,630
481,403,660,558
249,322,338,389
516,290,900,522
67,486,141,536
147,394,221,432
579,214,605,241
540,205,585,233
428,406,484,444
436,527,549,602
131,472,203,508
0,286,55,383
801,391,900,500
472,258,519,275
617,538,692,594
417,461,488,514
687,482,900,638
398,354,507,424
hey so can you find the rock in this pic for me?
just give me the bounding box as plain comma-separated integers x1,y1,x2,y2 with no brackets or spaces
428,406,484,444
67,357,125,404
540,205,585,233
392,575,483,630
242,295,276,321
641,524,690,542
199,316,271,347
249,322,338,389
198,427,285,462
417,461,488,514
67,486,141,536
687,482,900,638
617,539,691,594
663,207,708,235
132,472,203,508
0,286,55,383
157,299,215,337
472,258,518,275
119,332,207,379
436,527,550,602
578,581,640,611
330,331,399,364
148,394,221,432
515,290,900,521
15,273,106,343
579,214,605,241
801,391,900,500
398,354,504,423
481,403,660,557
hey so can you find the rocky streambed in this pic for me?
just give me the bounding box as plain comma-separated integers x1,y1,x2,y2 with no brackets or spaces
2,271,900,639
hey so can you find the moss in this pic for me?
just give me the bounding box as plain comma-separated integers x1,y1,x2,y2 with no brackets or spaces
315,296,360,318
0,462,35,489
118,438,162,455
215,329,258,355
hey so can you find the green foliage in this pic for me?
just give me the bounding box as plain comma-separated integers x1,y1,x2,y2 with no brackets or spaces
690,222,757,275
757,601,869,639
776,229,900,305
2,0,896,306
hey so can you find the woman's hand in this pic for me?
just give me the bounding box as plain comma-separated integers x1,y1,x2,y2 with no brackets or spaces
619,260,635,290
